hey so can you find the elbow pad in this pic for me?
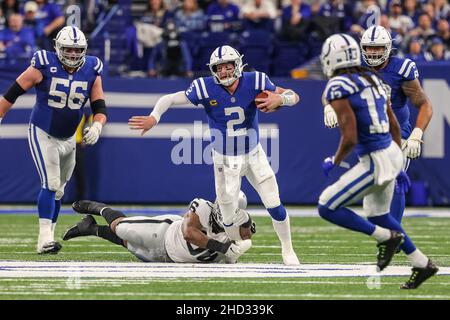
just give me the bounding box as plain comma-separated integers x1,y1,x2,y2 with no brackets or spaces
3,81,26,104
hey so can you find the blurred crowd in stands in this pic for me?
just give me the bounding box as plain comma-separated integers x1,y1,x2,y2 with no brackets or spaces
1,0,449,77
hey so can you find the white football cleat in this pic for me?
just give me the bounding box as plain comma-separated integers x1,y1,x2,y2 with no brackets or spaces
37,241,62,254
282,250,300,266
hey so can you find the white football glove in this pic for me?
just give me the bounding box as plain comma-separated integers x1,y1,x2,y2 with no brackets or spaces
402,128,423,159
324,104,338,128
83,121,103,145
224,239,252,264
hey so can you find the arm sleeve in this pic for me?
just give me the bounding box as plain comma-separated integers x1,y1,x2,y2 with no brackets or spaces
150,90,191,123
188,198,214,229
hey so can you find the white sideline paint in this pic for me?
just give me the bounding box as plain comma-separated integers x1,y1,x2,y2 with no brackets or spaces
0,261,449,279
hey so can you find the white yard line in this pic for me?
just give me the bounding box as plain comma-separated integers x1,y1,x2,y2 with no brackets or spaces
0,261,449,279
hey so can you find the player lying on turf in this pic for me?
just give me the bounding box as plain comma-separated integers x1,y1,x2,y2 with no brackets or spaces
63,192,254,263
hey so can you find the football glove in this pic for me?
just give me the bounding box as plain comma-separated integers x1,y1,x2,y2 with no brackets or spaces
83,121,103,145
322,156,336,177
402,128,423,159
324,104,338,128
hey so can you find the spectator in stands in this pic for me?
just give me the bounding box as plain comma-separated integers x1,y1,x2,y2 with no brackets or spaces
408,13,436,44
350,0,379,36
23,1,44,45
35,0,65,51
388,0,414,36
206,0,240,32
432,0,450,21
436,18,450,46
404,0,421,26
147,21,193,78
318,0,353,32
0,14,35,61
379,13,402,48
141,0,171,27
241,0,277,31
404,37,432,61
429,36,450,60
173,0,206,33
0,9,6,31
281,0,312,41
1,0,20,20
421,3,438,28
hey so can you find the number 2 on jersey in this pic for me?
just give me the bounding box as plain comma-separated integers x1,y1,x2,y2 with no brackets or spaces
48,77,88,109
225,106,246,136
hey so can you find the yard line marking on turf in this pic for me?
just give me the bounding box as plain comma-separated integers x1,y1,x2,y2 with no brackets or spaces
0,261,449,278
0,291,449,299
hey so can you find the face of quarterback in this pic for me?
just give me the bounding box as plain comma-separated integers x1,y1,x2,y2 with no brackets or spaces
216,62,235,85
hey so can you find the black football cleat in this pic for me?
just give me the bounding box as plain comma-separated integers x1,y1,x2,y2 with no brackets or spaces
376,231,405,271
62,215,98,241
72,200,108,216
400,260,439,289
37,241,62,254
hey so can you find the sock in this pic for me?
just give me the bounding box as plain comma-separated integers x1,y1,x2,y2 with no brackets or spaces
390,189,406,223
37,189,55,220
267,205,287,221
368,214,417,254
272,216,294,253
407,249,429,268
97,225,125,247
318,205,376,236
52,200,61,223
38,218,52,244
50,200,61,240
100,208,126,226
371,225,391,243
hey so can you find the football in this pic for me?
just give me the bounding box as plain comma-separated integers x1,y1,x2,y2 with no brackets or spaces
255,91,268,106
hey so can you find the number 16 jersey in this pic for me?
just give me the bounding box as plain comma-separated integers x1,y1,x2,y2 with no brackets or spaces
30,50,103,139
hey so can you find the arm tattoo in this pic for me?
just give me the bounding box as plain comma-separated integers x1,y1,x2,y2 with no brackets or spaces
402,79,428,108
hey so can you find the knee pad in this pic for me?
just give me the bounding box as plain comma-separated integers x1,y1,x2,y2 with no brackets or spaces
116,224,143,247
259,177,281,208
267,205,286,221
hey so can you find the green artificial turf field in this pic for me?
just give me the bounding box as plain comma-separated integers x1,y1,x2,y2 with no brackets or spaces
0,211,449,300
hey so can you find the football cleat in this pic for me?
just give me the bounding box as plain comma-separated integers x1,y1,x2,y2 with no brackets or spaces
72,200,108,216
63,215,98,241
376,230,404,271
400,259,439,289
37,241,62,254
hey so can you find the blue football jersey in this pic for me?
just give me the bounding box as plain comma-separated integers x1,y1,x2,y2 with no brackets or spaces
324,73,392,156
185,71,276,155
365,56,419,139
30,50,103,138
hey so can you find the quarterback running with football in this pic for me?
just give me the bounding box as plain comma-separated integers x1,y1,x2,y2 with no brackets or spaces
128,45,300,265
63,191,254,263
0,26,107,254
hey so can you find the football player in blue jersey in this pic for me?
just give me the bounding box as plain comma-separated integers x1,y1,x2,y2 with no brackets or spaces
323,25,433,224
128,45,301,265
318,33,437,289
0,26,107,254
